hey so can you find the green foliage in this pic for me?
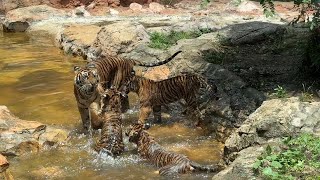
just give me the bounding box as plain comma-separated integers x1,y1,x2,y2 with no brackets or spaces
232,0,243,6
260,0,275,18
201,0,211,8
299,83,314,102
160,0,180,6
254,134,320,180
272,85,287,98
149,29,213,50
260,0,320,28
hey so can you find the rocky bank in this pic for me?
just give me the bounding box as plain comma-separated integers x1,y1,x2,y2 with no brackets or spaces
1,0,319,179
0,106,70,157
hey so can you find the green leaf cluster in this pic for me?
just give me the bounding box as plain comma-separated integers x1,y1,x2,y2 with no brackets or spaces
271,85,287,98
148,29,213,50
253,134,320,179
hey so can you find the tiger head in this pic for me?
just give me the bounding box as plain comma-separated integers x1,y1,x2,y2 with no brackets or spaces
100,88,127,113
125,123,150,143
121,70,140,93
74,64,100,97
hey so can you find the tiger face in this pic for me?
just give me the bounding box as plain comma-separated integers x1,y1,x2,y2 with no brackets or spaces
100,88,127,113
74,65,100,96
125,123,150,143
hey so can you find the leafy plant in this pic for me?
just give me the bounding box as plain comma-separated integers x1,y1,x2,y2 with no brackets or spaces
299,83,314,102
201,0,211,8
260,0,320,28
253,134,320,180
272,85,287,98
149,29,213,50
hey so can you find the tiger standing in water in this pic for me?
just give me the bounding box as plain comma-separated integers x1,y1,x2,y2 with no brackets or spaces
121,72,218,126
73,51,182,132
125,123,224,176
94,88,126,156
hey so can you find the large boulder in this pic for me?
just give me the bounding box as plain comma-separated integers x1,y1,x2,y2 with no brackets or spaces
214,97,320,179
92,21,150,56
0,106,70,156
3,5,68,32
56,24,101,59
224,97,320,159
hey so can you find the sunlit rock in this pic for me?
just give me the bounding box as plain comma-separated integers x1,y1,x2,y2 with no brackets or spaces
56,24,101,58
217,97,320,179
0,154,9,173
129,3,143,12
3,5,68,32
148,2,165,13
0,105,70,156
92,21,150,56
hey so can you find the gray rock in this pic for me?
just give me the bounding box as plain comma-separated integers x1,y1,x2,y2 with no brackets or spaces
224,97,320,161
92,21,150,56
3,5,68,32
213,146,265,180
0,106,70,156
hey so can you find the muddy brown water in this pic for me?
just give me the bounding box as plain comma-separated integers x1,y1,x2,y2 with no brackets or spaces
0,32,223,179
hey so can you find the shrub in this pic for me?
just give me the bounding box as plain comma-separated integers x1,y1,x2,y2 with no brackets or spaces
149,29,213,49
253,133,320,180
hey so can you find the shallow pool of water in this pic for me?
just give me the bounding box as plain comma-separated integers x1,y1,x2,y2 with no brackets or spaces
0,32,223,179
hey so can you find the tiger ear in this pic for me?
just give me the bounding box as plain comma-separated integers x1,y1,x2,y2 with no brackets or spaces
74,66,81,73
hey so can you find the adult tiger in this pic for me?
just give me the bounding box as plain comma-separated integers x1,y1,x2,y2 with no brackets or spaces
125,123,224,176
74,51,182,132
121,72,218,126
94,88,125,156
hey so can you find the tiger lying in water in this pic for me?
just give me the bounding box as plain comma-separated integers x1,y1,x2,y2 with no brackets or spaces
73,51,182,132
122,72,218,126
125,123,224,176
94,88,125,156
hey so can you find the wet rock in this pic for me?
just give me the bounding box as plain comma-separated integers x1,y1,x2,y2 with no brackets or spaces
148,2,165,13
0,105,70,156
129,2,143,12
56,24,101,58
0,154,9,173
3,5,68,32
0,154,13,180
92,21,150,56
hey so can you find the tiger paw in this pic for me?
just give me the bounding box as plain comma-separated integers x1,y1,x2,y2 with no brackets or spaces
154,170,160,174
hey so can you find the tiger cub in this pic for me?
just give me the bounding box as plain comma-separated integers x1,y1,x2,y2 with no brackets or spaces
125,123,224,176
122,72,218,126
73,51,182,132
94,88,125,157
